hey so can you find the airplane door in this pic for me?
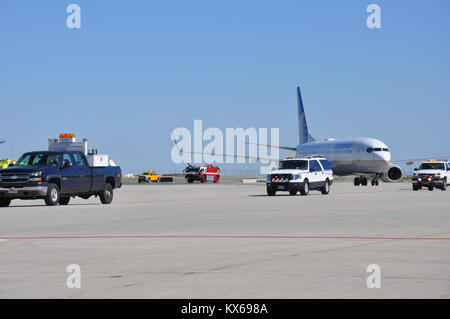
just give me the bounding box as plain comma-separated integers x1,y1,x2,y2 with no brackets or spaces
355,144,362,162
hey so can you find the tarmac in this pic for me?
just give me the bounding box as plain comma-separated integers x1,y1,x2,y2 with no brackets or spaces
0,182,449,298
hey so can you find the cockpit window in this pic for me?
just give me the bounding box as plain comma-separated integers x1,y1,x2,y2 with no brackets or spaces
367,147,388,153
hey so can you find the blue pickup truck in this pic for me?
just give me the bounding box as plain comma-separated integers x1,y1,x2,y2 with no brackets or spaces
0,151,121,207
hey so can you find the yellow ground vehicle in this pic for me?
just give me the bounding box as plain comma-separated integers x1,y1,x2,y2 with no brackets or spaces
138,171,161,183
0,159,15,169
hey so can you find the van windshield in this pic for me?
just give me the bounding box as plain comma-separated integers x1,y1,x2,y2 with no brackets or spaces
16,152,60,167
279,160,308,170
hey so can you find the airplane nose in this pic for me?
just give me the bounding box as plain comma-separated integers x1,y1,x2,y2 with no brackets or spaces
374,151,390,163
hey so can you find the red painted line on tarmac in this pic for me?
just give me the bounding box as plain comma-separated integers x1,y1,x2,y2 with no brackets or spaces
0,235,450,241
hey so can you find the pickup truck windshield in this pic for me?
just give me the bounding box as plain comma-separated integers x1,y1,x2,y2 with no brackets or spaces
419,163,445,170
16,152,60,167
279,160,308,170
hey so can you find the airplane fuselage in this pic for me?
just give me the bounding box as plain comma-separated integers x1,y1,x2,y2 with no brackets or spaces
296,137,391,176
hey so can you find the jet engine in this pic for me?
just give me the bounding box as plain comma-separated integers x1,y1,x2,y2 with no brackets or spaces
381,164,403,182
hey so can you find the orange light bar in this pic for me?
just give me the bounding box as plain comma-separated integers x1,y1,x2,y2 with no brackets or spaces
59,133,75,138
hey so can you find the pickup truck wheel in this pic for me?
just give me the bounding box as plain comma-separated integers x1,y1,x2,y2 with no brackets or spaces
0,199,11,207
412,184,420,191
299,180,309,196
59,197,70,205
187,178,194,183
100,184,114,204
428,186,434,191
45,183,60,206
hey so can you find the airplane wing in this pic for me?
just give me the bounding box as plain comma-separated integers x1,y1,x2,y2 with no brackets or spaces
392,157,450,166
245,142,297,152
179,150,280,163
172,136,279,163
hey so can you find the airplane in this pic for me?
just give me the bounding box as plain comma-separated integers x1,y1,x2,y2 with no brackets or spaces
0,140,5,144
253,87,449,186
173,87,447,186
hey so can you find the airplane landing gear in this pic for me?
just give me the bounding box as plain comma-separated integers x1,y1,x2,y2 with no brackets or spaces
371,174,380,186
354,176,368,186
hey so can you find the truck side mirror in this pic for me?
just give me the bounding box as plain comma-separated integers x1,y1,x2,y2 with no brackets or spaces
8,163,14,167
63,162,73,169
414,168,418,171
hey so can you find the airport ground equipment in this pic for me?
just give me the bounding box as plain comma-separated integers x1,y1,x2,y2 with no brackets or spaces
412,160,450,191
0,159,15,169
184,164,220,183
266,156,333,196
48,134,117,167
138,171,161,183
160,176,174,183
0,134,122,207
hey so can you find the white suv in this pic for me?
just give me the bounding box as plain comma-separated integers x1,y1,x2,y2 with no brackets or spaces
412,160,450,191
266,156,334,196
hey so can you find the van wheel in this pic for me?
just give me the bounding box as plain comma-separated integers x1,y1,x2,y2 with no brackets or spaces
289,190,297,196
428,186,434,191
267,185,276,196
45,183,60,206
100,183,114,204
299,180,309,196
441,179,447,191
0,199,11,207
59,197,70,205
354,177,360,186
321,179,330,195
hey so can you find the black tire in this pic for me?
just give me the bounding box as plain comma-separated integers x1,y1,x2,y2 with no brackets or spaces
412,184,420,191
321,179,331,195
361,177,368,186
441,179,447,191
428,186,434,191
289,190,297,196
371,179,375,186
59,197,70,205
187,178,194,183
299,180,310,196
0,198,11,207
44,183,60,206
100,183,114,204
354,177,360,186
267,185,276,196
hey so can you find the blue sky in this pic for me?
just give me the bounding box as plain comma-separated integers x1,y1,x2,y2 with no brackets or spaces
1,1,449,174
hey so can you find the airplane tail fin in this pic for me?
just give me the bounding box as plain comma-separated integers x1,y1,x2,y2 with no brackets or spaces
297,86,315,145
